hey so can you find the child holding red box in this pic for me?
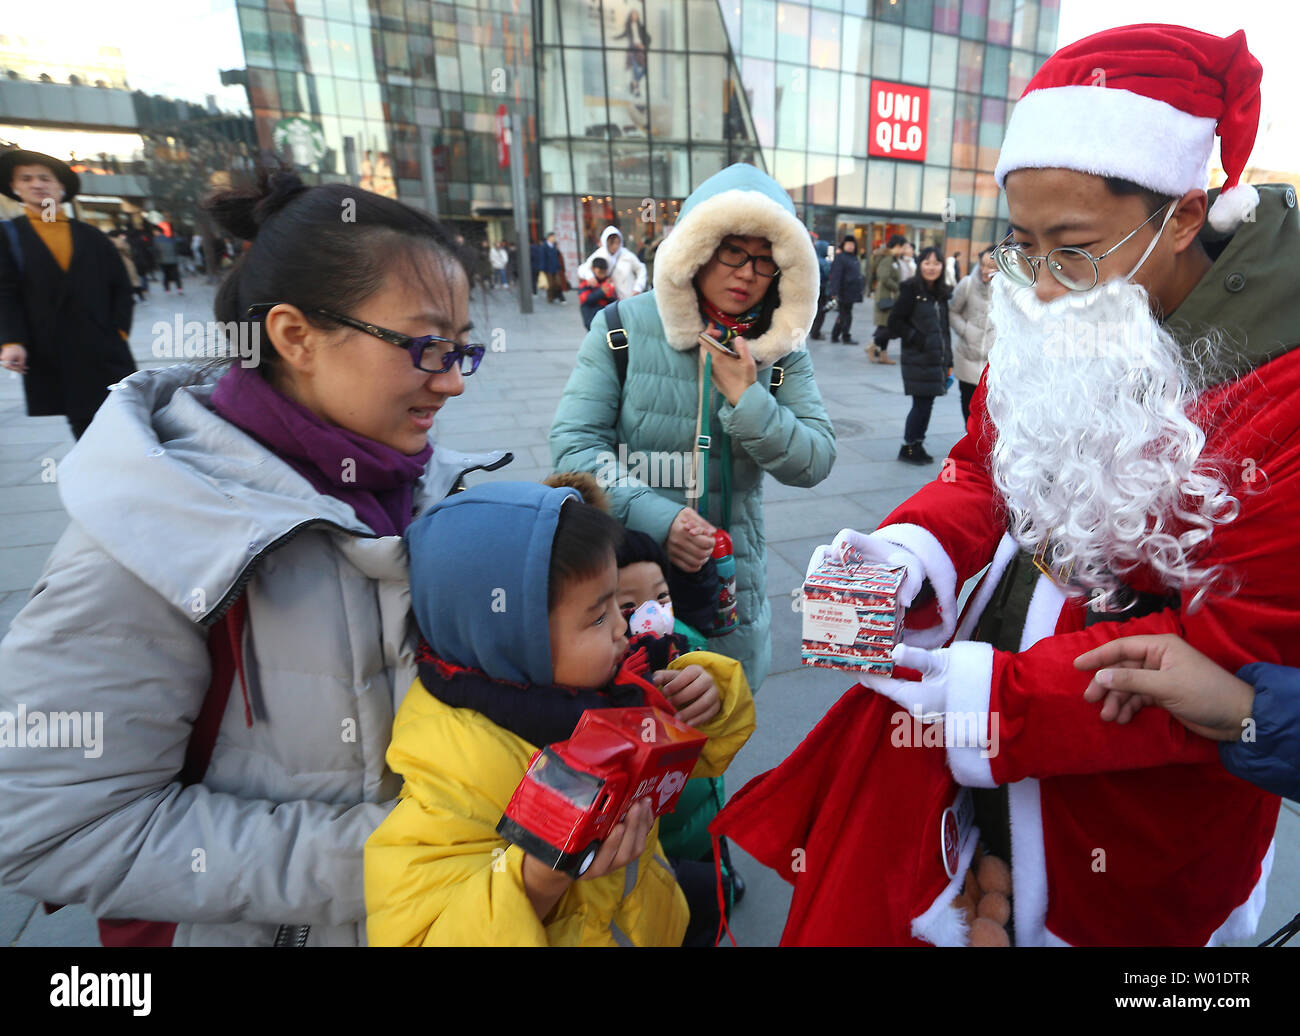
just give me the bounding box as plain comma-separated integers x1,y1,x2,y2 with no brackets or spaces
364,481,754,946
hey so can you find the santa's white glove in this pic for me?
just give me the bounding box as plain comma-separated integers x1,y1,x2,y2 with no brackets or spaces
859,643,953,717
805,528,926,607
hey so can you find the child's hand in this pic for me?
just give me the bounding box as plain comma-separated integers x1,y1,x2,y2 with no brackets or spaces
1073,633,1255,741
654,665,720,727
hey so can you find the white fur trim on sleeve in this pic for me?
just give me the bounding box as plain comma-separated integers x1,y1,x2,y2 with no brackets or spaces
942,641,997,788
875,523,959,649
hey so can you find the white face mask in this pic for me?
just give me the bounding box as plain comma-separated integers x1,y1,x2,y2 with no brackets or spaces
627,598,674,637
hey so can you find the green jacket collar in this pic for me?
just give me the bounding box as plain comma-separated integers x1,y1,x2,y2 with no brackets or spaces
1166,183,1300,386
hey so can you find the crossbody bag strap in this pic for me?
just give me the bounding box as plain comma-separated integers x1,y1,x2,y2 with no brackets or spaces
604,299,628,428
693,348,712,523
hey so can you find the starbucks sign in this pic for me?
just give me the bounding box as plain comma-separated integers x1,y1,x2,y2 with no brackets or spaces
273,117,327,167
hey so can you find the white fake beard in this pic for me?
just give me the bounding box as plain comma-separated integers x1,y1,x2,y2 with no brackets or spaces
984,275,1239,609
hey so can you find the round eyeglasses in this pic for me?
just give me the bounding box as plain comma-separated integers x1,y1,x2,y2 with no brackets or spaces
991,201,1173,292
247,304,485,375
714,241,780,278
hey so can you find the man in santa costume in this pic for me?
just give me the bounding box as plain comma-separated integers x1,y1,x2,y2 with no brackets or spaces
716,23,1299,946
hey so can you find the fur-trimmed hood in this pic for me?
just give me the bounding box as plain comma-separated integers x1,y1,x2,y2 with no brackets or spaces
652,163,818,367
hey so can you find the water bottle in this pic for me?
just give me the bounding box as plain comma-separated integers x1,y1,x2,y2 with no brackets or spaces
712,529,738,634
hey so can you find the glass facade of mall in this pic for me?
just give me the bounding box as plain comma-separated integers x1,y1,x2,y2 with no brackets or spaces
225,0,1060,268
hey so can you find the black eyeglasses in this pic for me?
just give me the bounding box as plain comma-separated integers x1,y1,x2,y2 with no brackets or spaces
246,304,485,376
713,241,780,278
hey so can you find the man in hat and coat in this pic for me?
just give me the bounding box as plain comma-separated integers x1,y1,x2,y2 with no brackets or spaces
0,149,136,439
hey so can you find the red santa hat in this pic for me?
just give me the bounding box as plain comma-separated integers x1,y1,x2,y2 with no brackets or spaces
994,23,1264,232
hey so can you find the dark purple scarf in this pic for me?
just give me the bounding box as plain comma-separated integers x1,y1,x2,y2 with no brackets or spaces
210,362,432,537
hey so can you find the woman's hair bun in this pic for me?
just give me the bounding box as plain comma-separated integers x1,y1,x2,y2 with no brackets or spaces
203,164,309,241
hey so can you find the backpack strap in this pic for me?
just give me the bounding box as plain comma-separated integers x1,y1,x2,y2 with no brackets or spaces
769,353,791,395
604,299,628,427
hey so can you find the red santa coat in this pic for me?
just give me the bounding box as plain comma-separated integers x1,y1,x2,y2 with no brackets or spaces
872,347,1300,946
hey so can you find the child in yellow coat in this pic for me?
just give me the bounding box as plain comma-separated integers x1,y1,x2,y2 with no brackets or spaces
365,481,755,946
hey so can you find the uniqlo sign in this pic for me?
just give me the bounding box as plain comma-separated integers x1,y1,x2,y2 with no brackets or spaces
868,80,929,162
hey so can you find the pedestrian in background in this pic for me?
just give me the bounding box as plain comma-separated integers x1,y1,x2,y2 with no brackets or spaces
0,148,136,440
489,240,508,288
577,226,646,300
809,242,833,340
944,251,960,289
827,235,864,344
870,233,905,364
541,231,567,304
109,230,146,301
888,245,952,465
898,240,917,281
948,247,996,424
153,225,183,294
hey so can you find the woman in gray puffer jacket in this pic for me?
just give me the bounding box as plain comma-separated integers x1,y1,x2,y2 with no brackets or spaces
948,247,996,423
0,172,508,946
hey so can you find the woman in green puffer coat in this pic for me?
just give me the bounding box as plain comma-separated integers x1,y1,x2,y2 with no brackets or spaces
550,162,836,693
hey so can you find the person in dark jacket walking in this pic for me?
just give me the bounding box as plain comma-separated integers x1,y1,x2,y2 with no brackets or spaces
809,243,833,340
887,246,952,464
1076,634,1300,803
0,149,136,440
870,234,906,363
541,231,566,303
827,236,865,343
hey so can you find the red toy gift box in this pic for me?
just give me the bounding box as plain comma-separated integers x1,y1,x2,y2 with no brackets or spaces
497,706,707,876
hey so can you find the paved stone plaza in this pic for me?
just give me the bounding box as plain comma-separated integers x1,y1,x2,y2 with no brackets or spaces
1,280,1296,946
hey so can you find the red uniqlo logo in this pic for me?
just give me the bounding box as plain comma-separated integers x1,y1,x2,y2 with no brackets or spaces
868,80,929,163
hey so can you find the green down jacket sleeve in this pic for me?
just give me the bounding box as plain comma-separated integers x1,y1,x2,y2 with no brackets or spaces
717,347,836,487
549,306,684,544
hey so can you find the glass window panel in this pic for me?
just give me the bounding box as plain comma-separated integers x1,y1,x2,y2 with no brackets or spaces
812,0,840,9
901,28,930,83
843,0,868,14
322,0,352,17
775,148,806,194
691,147,729,188
460,42,484,95
385,30,411,74
606,48,646,137
334,76,365,117
934,0,961,33
241,8,274,66
926,87,954,166
688,0,730,51
1010,0,1036,50
961,0,987,39
952,91,978,167
387,84,414,123
775,63,807,151
659,148,690,197
646,53,689,140
971,216,997,252
276,70,303,112
570,141,613,193
872,0,904,23
566,48,609,138
269,13,304,70
720,0,740,49
997,190,1009,222
539,145,572,194
435,38,461,93
973,170,998,221
872,23,902,80
644,0,687,50
1007,48,1034,98
362,81,384,120
742,0,777,60
1037,0,1060,55
922,165,949,213
978,96,1005,169
808,68,839,153
328,21,361,78
836,156,866,210
741,57,775,148
540,48,568,137
904,0,932,28
777,3,809,64
987,0,1012,45
690,55,728,140
841,15,871,75
311,74,337,115
298,0,326,15
357,25,379,80
982,44,1008,96
865,158,894,210
302,17,334,75
405,0,430,31
809,10,840,69
410,36,436,82
808,152,837,204
949,167,974,216
956,39,983,93
930,33,957,89
894,161,922,211
247,68,280,109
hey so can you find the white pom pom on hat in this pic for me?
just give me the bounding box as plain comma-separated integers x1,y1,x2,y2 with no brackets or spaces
995,23,1264,230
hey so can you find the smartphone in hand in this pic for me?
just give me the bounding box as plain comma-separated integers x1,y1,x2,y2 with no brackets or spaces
699,331,739,357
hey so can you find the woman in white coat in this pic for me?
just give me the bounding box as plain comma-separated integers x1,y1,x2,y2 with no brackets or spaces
577,225,647,300
0,170,509,946
948,247,997,423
